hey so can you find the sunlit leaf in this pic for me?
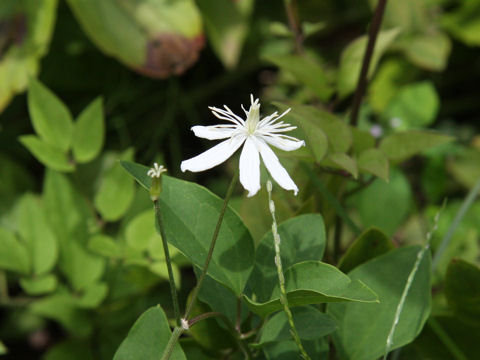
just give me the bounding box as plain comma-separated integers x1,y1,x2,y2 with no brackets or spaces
19,135,74,172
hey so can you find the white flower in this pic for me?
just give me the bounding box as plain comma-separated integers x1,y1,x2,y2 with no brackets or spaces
147,163,167,178
180,95,305,197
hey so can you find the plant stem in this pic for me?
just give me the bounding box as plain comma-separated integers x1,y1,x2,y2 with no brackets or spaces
350,0,388,126
283,0,304,54
160,326,184,360
154,199,181,326
432,177,480,271
183,170,239,320
267,180,311,360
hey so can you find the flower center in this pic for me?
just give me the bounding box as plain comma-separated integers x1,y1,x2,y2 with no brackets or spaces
246,102,260,134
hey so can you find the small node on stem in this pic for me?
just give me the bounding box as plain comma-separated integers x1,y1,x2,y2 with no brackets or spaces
181,318,189,331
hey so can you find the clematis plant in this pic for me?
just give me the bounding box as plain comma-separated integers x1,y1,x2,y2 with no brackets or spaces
181,95,305,197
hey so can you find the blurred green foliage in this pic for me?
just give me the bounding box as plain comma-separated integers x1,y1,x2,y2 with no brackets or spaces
0,0,480,359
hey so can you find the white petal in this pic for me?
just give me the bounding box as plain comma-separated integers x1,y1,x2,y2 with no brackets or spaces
255,138,299,195
262,134,305,152
191,125,237,140
181,135,246,172
239,137,261,197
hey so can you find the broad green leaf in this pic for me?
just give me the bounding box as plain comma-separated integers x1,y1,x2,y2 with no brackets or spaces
385,81,440,128
126,209,157,251
0,341,6,355
351,128,375,154
327,153,358,179
19,135,74,172
27,78,73,151
88,234,120,258
66,0,203,78
369,0,428,33
400,33,451,71
95,149,135,221
380,131,453,162
0,0,57,112
445,259,480,327
43,170,104,290
20,274,57,295
442,0,480,47
16,194,58,275
358,148,389,181
247,214,326,305
245,261,378,317
398,316,480,360
30,293,93,337
263,338,329,360
276,103,352,154
0,226,30,274
121,161,255,295
265,55,333,101
197,0,252,68
72,97,105,163
257,306,336,346
327,246,431,360
74,282,108,308
148,261,180,285
447,149,480,189
337,28,401,98
348,169,411,236
338,227,394,273
114,306,186,360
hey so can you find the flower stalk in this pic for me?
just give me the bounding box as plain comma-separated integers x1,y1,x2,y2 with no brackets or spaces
266,180,311,360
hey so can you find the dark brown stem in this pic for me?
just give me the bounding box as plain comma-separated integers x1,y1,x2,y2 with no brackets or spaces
284,0,304,54
350,0,388,126
235,297,242,333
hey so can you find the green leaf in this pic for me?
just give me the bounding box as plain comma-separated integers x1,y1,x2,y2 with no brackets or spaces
66,0,203,78
122,161,255,296
72,97,105,163
120,161,152,190
20,274,57,295
338,227,395,273
27,79,73,151
73,282,108,308
358,148,389,181
0,0,57,112
327,153,358,179
197,0,252,68
276,103,352,154
43,170,105,290
263,338,329,360
327,246,431,360
351,128,375,154
95,149,135,221
445,259,480,327
0,341,6,355
247,214,326,305
400,316,480,360
114,306,186,360
337,28,401,98
380,131,454,162
442,0,480,47
19,135,74,172
88,234,120,258
369,0,428,34
0,226,30,274
348,169,411,236
245,261,378,317
16,194,58,275
400,33,451,71
385,81,440,128
265,55,333,101
257,306,336,346
30,293,93,337
125,209,157,251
